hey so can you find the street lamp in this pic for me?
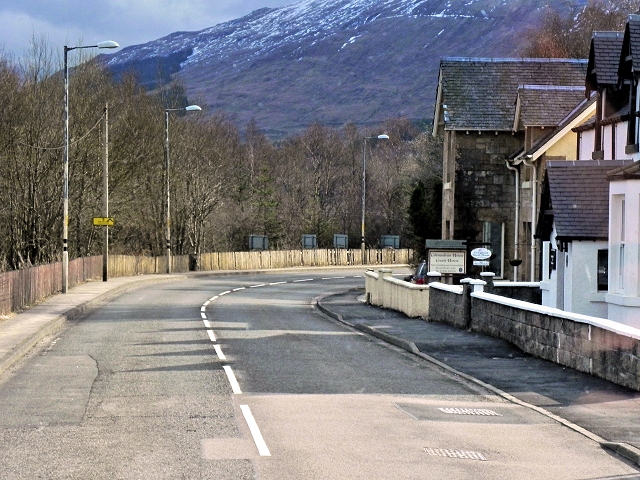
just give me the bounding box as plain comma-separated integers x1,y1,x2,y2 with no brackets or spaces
63,40,119,293
164,105,202,274
361,134,389,263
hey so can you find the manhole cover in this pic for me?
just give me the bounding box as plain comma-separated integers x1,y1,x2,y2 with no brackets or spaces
438,407,502,416
424,448,487,461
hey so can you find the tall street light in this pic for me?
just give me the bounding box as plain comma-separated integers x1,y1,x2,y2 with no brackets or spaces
63,40,119,294
164,105,202,274
361,134,389,264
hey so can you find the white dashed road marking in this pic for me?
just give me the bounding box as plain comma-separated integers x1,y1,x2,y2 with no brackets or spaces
200,273,367,458
214,344,226,361
223,366,242,394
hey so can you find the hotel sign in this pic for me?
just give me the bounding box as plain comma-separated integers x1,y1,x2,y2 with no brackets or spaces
428,249,466,274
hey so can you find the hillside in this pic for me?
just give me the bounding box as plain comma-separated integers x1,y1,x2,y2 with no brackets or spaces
104,0,588,138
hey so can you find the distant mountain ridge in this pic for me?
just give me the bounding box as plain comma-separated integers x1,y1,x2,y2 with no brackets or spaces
104,0,589,138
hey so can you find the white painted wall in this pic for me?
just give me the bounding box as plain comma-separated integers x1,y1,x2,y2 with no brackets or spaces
607,181,640,327
567,241,608,318
579,121,632,161
541,228,607,318
578,130,596,160
541,241,558,310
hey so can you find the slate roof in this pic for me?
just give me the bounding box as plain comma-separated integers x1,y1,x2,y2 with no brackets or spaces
436,58,588,131
522,93,596,158
607,160,640,180
544,160,633,241
515,85,586,128
573,102,629,132
620,15,640,79
586,31,624,95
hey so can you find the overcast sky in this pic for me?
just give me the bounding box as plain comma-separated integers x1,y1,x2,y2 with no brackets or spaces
0,0,294,60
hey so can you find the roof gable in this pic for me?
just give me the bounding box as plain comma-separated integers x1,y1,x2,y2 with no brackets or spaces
586,31,624,94
521,93,596,160
620,15,640,79
544,160,633,240
514,85,585,130
435,58,588,132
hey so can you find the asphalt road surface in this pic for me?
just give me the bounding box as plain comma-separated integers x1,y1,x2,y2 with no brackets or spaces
0,269,639,479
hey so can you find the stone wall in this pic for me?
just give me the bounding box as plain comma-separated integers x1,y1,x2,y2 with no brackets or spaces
364,270,640,391
470,292,640,390
427,283,468,329
453,132,522,280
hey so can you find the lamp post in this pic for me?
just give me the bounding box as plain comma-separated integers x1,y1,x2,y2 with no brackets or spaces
164,105,202,274
361,134,389,263
63,40,119,294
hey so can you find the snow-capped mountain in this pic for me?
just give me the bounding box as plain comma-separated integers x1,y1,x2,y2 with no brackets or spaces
104,0,587,137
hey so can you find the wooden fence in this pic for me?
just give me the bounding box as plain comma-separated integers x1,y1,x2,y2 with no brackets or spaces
0,248,413,317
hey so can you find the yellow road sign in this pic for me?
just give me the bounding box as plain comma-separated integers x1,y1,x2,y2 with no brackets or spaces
93,217,115,227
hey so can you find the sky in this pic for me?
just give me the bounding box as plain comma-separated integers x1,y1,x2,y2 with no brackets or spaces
0,0,294,60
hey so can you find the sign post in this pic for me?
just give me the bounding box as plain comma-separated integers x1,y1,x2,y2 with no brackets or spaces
425,240,467,279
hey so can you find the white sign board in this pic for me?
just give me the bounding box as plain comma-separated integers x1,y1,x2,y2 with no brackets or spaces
428,250,466,274
471,247,492,260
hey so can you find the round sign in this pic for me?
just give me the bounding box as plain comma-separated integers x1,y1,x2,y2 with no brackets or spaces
471,247,492,260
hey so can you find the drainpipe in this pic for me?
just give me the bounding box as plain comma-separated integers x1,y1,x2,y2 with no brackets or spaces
505,159,520,281
522,155,537,282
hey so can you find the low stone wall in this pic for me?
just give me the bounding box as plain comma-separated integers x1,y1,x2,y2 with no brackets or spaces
470,292,640,390
427,283,468,329
364,269,640,391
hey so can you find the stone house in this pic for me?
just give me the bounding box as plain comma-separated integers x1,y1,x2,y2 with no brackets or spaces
432,58,588,280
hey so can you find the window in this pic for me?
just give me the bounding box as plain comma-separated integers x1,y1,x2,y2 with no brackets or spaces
611,194,625,293
620,198,625,291
628,81,638,148
597,250,608,291
483,221,504,278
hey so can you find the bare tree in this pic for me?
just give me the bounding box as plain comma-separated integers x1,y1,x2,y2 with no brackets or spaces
519,0,640,58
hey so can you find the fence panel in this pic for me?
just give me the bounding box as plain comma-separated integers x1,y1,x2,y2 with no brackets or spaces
0,249,411,317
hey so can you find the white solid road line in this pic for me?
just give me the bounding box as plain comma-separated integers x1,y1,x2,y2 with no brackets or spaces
223,365,242,394
203,319,211,328
207,329,216,342
240,405,271,457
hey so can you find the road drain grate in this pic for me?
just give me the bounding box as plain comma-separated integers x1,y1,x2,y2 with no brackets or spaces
424,448,487,461
438,407,502,416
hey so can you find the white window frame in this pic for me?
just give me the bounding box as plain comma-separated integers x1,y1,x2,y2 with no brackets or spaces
611,194,626,293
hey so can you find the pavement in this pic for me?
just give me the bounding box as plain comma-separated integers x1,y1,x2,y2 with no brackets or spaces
317,289,640,469
2,273,640,469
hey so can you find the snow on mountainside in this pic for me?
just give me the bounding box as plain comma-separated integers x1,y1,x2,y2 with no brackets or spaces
104,0,588,138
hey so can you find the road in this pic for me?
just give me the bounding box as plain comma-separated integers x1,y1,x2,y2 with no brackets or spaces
0,269,638,479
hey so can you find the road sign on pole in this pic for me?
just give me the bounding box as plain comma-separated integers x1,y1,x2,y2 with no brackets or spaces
93,217,115,227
